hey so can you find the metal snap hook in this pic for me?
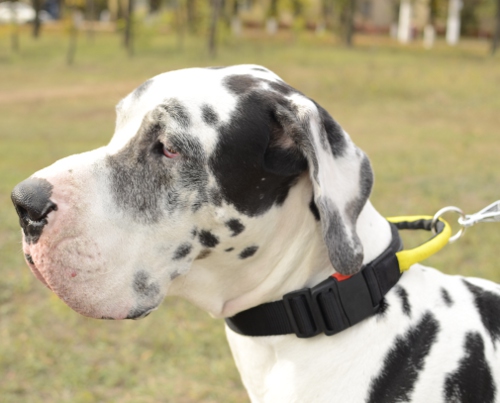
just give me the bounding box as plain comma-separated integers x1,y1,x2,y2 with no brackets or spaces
431,206,466,243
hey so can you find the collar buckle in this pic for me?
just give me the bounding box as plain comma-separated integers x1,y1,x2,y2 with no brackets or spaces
283,271,378,338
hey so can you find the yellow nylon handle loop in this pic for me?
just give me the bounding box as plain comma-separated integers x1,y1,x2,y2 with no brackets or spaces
386,215,452,272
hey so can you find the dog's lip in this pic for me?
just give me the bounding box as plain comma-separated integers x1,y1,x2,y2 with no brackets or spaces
128,306,158,320
28,261,52,290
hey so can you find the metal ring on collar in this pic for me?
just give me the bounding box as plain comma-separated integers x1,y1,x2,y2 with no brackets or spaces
431,206,466,244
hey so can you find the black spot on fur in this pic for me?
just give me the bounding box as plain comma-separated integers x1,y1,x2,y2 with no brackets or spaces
106,110,208,223
25,253,34,265
208,187,222,207
133,79,153,99
223,74,261,95
464,280,500,344
106,121,173,223
133,271,160,298
395,285,412,317
376,298,389,317
266,79,295,96
210,91,305,217
196,249,211,260
226,219,245,237
441,288,454,306
158,99,191,128
251,67,269,72
11,177,56,245
309,196,320,221
444,332,496,403
170,270,181,280
199,230,219,248
239,246,258,259
314,101,347,158
320,200,364,276
367,312,440,403
173,243,192,260
191,228,197,238
201,104,219,126
225,247,234,252
345,156,374,225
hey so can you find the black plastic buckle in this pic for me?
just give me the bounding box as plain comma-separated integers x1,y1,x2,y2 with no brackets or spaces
283,288,323,338
283,271,378,338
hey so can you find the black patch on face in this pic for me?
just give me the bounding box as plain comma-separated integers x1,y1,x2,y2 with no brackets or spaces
191,228,197,238
210,91,305,217
223,74,261,95
196,249,211,260
159,99,191,129
444,332,496,403
367,312,440,403
201,104,219,126
208,187,222,207
225,247,234,252
441,288,453,306
133,79,153,99
11,177,56,245
376,298,389,317
239,246,258,259
464,280,500,344
106,112,208,223
106,121,173,223
198,230,219,248
309,196,320,221
226,219,245,237
395,285,411,317
173,243,192,260
133,270,160,298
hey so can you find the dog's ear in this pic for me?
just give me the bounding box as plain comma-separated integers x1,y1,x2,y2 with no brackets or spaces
264,96,373,276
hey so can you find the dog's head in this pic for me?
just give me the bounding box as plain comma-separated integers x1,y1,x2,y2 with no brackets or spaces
11,65,373,319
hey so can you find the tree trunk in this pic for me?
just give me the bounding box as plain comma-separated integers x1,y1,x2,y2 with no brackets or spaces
186,0,197,33
124,0,134,56
32,0,42,38
67,10,83,65
492,0,500,55
10,0,19,52
208,0,221,58
340,0,356,47
174,0,184,50
86,0,96,41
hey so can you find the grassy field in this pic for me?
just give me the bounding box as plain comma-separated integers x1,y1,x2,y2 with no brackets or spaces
0,28,499,402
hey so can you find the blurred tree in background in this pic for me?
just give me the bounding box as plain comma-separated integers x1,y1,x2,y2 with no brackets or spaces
1,0,499,56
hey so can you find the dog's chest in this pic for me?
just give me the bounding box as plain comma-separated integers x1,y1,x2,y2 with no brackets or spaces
226,265,500,403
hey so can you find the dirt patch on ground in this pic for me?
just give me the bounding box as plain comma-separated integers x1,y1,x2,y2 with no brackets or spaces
0,81,138,104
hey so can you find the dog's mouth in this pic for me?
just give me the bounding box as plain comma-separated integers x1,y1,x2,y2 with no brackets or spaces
126,306,158,320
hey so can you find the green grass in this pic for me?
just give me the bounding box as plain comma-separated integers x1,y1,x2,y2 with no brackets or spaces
0,29,499,402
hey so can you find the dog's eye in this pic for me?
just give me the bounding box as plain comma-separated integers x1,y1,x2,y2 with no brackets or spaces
162,144,179,159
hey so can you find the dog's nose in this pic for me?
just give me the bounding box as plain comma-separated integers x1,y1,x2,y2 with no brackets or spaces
11,178,57,240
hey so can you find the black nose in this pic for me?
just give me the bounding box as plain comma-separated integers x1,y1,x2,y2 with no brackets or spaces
11,178,57,244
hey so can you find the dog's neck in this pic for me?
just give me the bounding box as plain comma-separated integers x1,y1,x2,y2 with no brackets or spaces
169,176,392,319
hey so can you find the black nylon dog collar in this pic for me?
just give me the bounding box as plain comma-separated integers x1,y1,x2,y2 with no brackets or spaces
225,223,403,338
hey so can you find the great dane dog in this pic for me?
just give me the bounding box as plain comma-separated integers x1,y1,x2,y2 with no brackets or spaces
11,65,500,402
